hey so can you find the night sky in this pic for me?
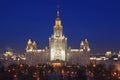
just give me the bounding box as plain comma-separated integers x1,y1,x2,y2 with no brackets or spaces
0,0,120,54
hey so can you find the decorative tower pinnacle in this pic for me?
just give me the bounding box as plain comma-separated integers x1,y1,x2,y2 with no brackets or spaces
32,41,37,49
27,39,32,49
55,6,62,26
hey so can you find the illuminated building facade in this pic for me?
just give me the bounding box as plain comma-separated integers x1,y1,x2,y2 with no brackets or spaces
25,9,90,66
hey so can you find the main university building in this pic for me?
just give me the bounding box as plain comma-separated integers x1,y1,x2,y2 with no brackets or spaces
25,9,90,66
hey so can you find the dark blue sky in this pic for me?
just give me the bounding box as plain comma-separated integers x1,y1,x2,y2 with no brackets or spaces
0,0,120,54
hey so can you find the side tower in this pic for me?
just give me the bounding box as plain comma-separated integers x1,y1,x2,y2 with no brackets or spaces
49,8,67,61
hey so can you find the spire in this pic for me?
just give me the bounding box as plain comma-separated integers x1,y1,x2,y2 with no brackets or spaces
53,5,63,37
57,5,60,18
54,5,62,27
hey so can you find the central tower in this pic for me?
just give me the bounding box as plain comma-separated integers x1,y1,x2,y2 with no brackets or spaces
49,8,67,61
